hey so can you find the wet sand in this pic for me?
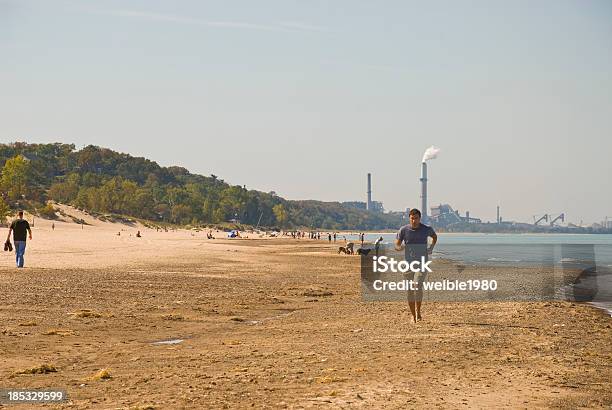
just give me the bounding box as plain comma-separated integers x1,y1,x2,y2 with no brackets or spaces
0,214,611,409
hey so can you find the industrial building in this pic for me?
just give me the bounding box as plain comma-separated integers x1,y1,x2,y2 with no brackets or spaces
418,156,482,227
429,203,481,227
342,200,384,213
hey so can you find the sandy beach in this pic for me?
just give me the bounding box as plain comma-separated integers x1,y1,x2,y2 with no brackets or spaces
1,211,611,409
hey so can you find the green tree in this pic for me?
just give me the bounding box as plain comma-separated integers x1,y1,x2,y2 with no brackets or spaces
153,203,171,221
171,204,192,224
0,196,10,225
38,202,57,219
1,155,32,200
273,204,287,227
48,173,80,203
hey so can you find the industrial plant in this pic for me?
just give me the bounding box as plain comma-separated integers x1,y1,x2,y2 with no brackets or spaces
342,172,384,213
344,146,609,233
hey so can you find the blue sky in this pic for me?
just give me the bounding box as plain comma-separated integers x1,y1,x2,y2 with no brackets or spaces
1,0,611,224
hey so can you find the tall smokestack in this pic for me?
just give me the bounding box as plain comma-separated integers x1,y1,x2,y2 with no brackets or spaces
419,146,439,224
497,206,500,224
367,173,372,211
420,162,427,223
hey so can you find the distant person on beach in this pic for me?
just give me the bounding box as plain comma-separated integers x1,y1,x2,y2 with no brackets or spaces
136,230,141,237
333,232,336,242
328,233,332,242
52,222,55,231
395,208,437,323
6,211,32,268
375,236,384,257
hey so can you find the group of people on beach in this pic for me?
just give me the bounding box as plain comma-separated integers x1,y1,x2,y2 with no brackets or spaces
287,230,375,245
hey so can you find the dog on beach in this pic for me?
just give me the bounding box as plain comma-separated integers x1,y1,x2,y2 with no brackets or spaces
338,246,349,254
356,248,371,256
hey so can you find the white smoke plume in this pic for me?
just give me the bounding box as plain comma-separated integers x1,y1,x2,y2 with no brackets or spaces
422,145,440,162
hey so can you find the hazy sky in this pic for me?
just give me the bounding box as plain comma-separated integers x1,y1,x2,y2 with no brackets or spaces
1,0,611,224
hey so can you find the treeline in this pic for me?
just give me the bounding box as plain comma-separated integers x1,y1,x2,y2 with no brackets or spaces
0,142,403,229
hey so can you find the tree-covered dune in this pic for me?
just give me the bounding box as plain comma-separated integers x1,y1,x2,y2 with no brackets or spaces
0,142,402,230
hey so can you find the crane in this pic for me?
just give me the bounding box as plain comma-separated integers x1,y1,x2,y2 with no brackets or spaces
533,214,548,225
550,213,565,226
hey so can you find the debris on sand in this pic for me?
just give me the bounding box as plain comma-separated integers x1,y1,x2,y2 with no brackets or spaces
18,321,38,327
303,289,333,297
315,375,347,383
14,364,57,375
162,314,184,321
42,329,74,336
90,368,112,380
230,317,246,322
71,309,103,318
232,367,249,372
151,339,184,345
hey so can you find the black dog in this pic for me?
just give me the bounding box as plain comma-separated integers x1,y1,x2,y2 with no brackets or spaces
356,248,371,256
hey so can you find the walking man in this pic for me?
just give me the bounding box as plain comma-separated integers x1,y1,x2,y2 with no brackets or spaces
7,210,32,268
395,208,437,323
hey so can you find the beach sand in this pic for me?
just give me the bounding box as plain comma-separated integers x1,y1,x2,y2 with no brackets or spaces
1,210,611,408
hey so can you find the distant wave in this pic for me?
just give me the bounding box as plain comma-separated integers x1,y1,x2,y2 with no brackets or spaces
589,302,612,317
486,257,522,262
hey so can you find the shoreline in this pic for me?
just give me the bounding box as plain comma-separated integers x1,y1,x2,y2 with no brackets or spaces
589,301,612,317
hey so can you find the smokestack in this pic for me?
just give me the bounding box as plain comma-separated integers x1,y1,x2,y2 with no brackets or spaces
367,173,372,211
497,206,500,224
420,162,427,223
419,146,439,224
